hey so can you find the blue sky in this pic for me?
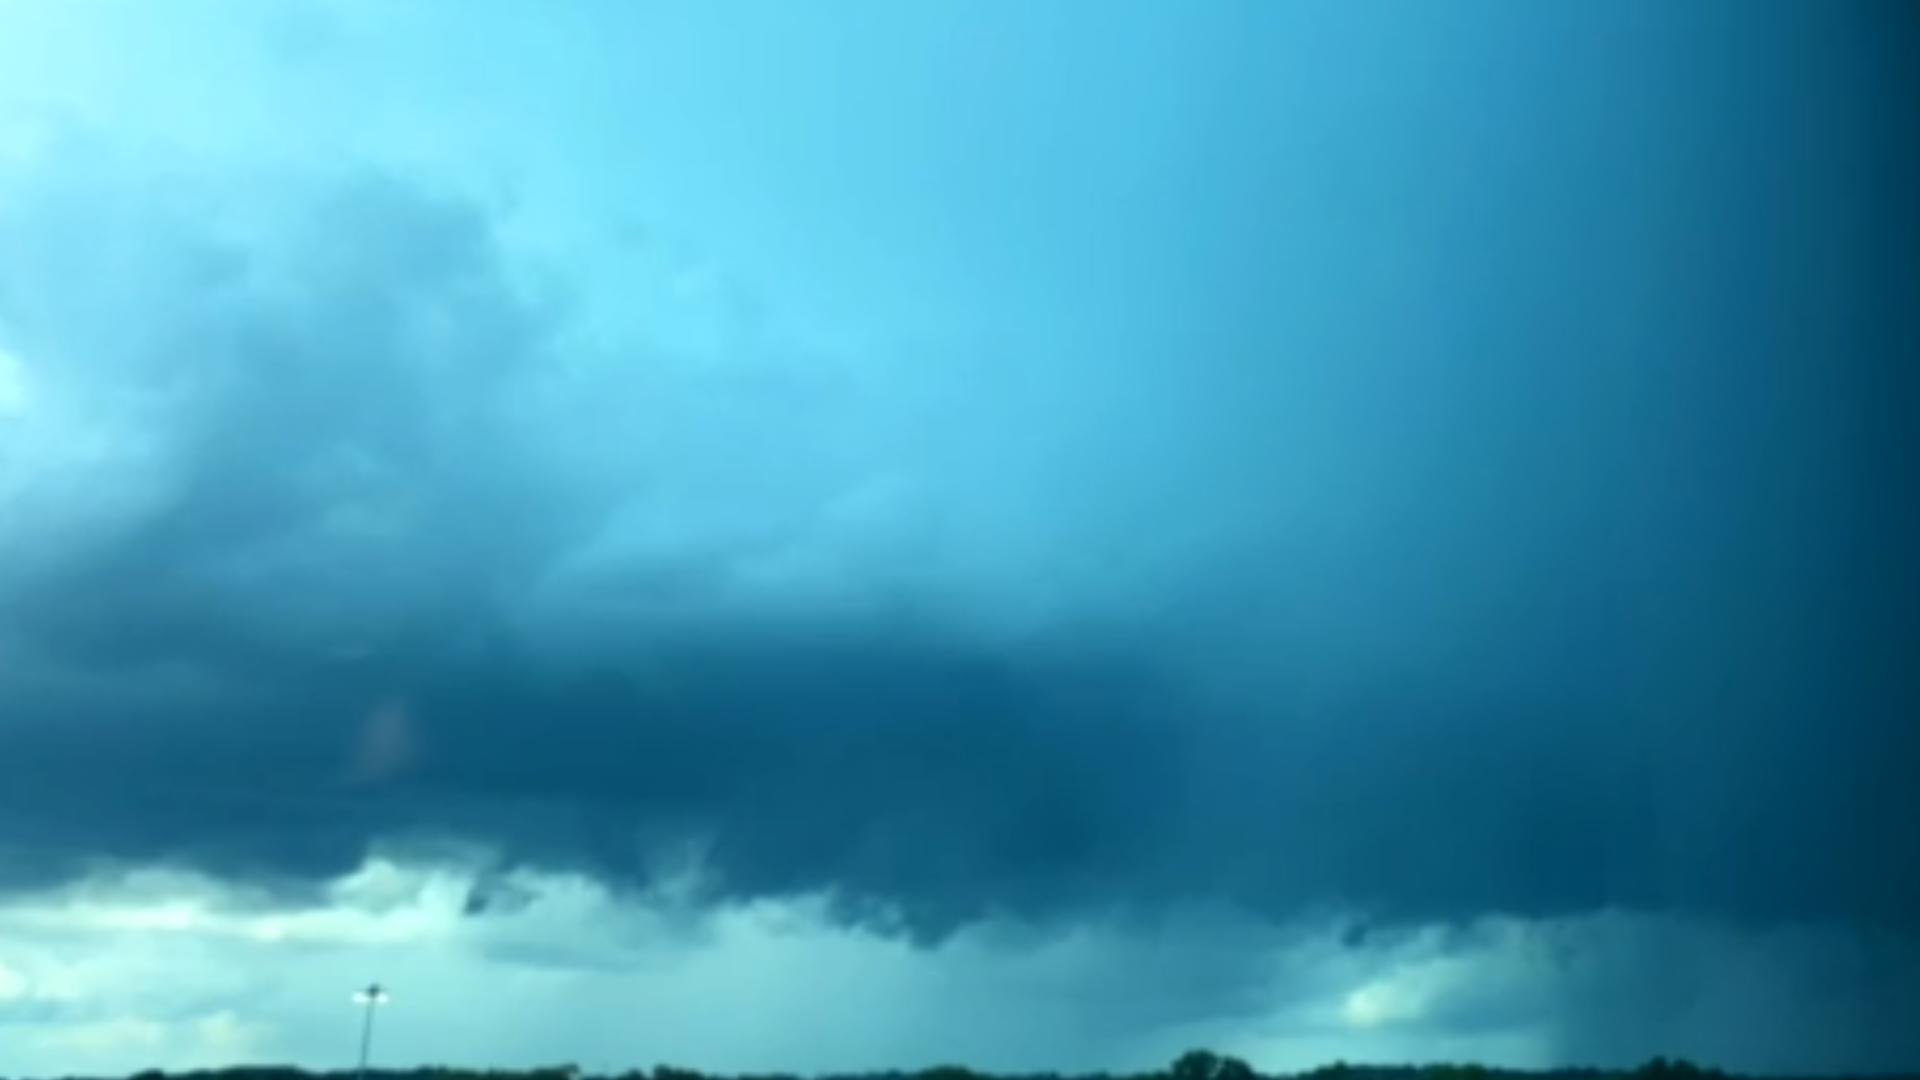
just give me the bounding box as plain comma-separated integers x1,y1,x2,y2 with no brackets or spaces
0,2,1916,1075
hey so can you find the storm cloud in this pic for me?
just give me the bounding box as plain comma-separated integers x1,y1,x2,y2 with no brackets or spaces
4,0,1920,938
1,1,1918,1071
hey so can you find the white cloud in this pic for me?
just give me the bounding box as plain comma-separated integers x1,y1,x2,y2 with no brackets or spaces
0,860,1389,1075
37,1016,170,1059
0,958,28,1001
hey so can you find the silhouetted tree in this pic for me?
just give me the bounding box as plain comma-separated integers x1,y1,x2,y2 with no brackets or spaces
1171,1051,1256,1080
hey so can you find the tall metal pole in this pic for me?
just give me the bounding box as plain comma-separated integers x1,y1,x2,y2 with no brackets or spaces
355,983,388,1080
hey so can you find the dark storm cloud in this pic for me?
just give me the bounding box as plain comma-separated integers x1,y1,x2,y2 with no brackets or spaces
2,0,1918,950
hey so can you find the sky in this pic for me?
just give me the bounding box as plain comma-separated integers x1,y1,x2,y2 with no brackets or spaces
0,1,1917,1075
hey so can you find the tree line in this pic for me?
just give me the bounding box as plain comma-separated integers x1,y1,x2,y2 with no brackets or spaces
11,1052,1903,1080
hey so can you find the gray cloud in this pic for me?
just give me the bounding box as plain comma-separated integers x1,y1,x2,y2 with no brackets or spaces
2,116,1916,953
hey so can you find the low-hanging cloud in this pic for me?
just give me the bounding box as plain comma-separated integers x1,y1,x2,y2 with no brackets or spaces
3,108,1916,949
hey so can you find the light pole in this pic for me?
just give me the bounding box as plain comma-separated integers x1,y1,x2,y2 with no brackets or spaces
353,982,390,1080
